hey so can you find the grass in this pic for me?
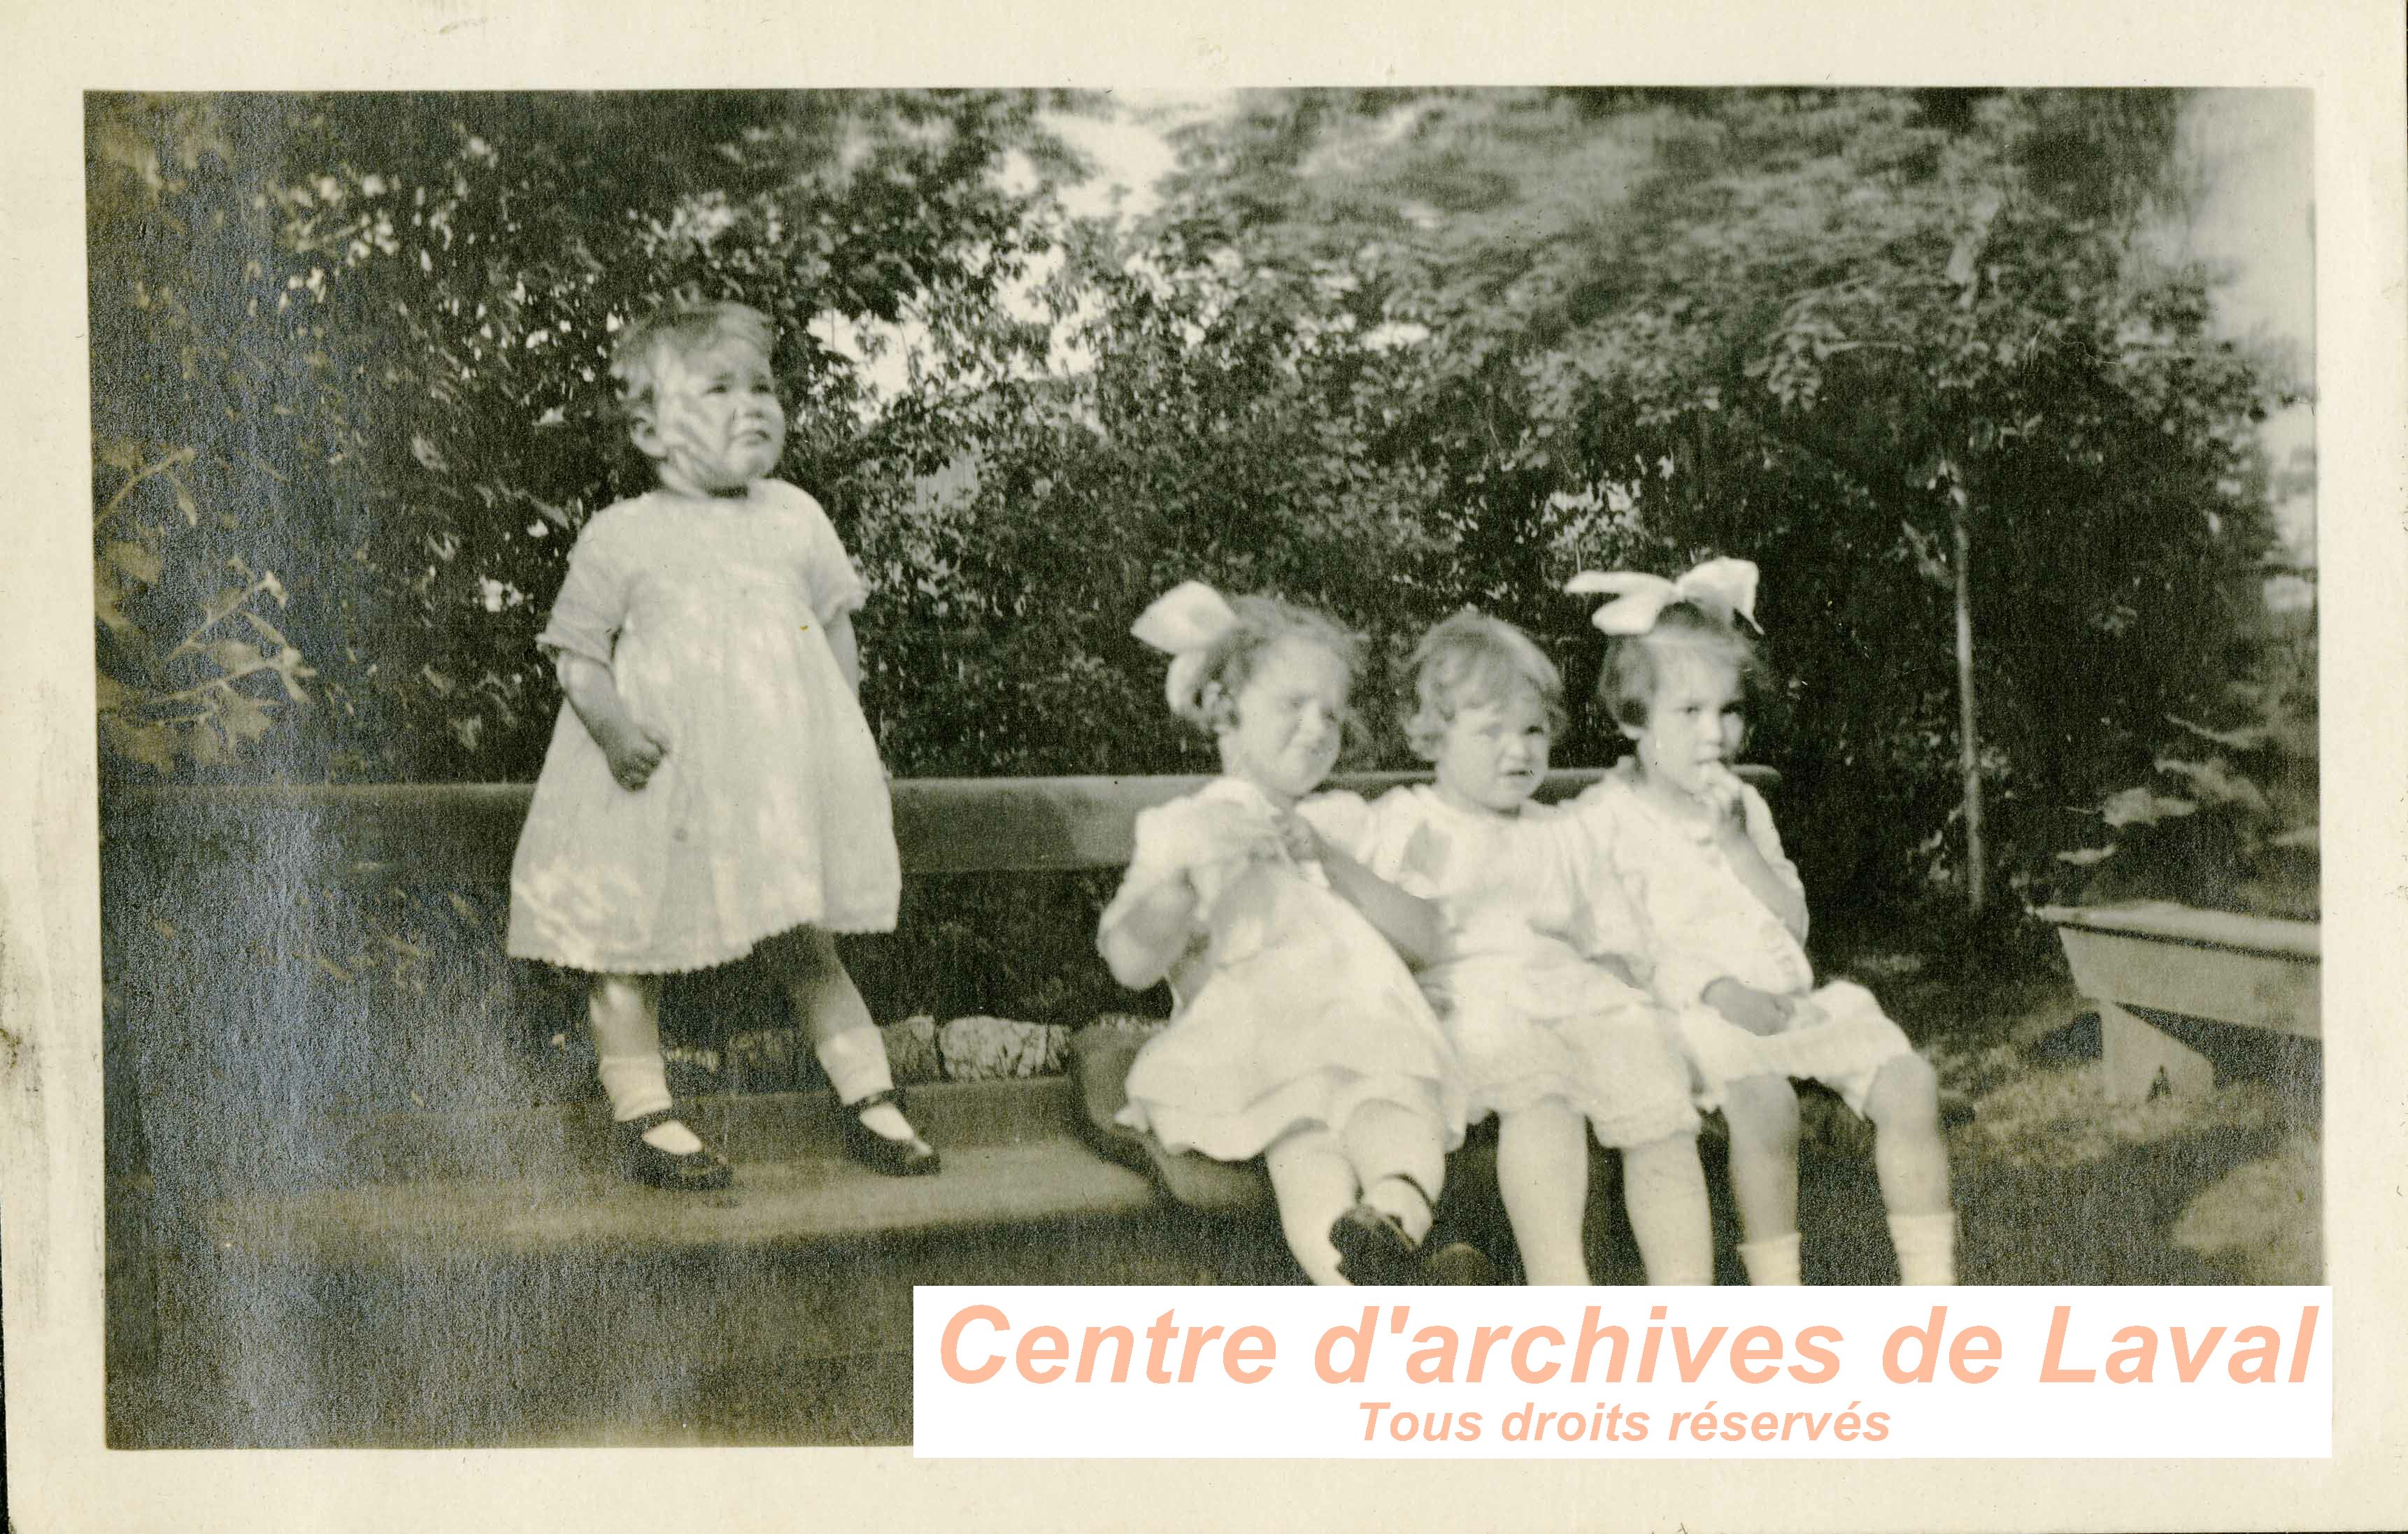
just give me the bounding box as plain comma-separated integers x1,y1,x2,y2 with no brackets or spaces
1819,937,2324,1286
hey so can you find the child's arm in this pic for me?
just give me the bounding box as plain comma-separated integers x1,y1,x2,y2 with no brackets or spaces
1715,824,1808,942
1575,784,1785,1032
1308,830,1444,970
1097,876,1202,991
825,608,862,694
1702,769,1809,941
1097,800,1234,991
557,654,669,791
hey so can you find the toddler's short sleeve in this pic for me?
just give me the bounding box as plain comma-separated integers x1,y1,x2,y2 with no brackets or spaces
1099,797,1207,938
782,485,869,623
535,512,634,667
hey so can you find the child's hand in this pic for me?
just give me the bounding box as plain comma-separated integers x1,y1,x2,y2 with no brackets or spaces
1192,800,1288,866
598,717,670,790
1703,977,1794,1037
1695,762,1747,819
1276,810,1321,863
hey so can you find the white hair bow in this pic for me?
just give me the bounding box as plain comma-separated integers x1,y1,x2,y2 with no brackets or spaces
1132,580,1240,715
1566,557,1761,636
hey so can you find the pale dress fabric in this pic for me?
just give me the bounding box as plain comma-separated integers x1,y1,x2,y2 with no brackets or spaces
1569,760,1913,1114
1102,778,1467,1162
507,482,900,974
1308,786,1698,1148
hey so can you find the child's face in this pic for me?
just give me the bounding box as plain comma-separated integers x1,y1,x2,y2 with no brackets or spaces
1430,683,1552,817
1628,643,1746,801
1218,638,1348,804
634,335,786,495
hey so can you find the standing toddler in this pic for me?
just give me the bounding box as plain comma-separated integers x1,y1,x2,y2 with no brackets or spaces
508,300,936,1189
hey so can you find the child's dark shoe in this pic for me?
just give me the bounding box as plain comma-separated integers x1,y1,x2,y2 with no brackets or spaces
1422,1240,1497,1286
839,1087,941,1177
1330,1203,1423,1286
615,1110,734,1192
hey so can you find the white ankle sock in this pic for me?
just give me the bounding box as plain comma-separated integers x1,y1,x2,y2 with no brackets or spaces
597,1052,701,1154
1739,1231,1803,1286
1888,1210,1958,1286
1362,1174,1435,1246
817,1028,918,1144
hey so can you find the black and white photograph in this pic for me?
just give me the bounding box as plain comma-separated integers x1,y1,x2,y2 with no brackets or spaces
8,1,2407,1529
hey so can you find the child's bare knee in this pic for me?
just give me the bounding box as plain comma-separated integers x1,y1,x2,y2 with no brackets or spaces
1722,1075,1800,1145
1868,1053,1939,1124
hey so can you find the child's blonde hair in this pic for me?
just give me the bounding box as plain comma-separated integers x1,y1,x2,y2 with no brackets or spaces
609,299,777,428
1596,601,1765,733
1404,609,1565,759
1176,594,1365,738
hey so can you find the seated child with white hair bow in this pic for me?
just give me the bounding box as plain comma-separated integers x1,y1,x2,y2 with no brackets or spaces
1097,582,1482,1286
1564,559,1959,1286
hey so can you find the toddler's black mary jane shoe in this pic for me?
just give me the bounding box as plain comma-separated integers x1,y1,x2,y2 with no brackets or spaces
1330,1175,1496,1285
839,1087,943,1177
1330,1203,1425,1286
615,1110,734,1192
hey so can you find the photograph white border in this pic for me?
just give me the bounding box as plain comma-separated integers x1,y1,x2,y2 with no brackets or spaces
5,1,2403,1529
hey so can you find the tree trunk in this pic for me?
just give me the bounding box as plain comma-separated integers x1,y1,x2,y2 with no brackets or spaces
1950,496,1988,916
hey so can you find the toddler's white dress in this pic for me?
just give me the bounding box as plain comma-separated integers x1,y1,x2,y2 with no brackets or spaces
507,482,900,975
1308,785,1699,1148
1570,761,1914,1114
1104,778,1467,1162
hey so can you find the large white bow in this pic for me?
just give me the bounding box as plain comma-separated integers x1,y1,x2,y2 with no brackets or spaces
1566,557,1761,636
1132,580,1240,715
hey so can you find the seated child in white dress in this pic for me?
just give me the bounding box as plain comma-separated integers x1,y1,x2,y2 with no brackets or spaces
1098,582,1477,1286
1307,612,1712,1285
507,300,934,1190
1565,559,1957,1284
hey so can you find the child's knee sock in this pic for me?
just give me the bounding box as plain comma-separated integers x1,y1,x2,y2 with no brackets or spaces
595,1053,701,1155
1738,1231,1803,1286
1340,1103,1444,1245
1887,1210,1958,1286
815,1026,919,1144
1621,1133,1714,1286
588,977,699,1155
